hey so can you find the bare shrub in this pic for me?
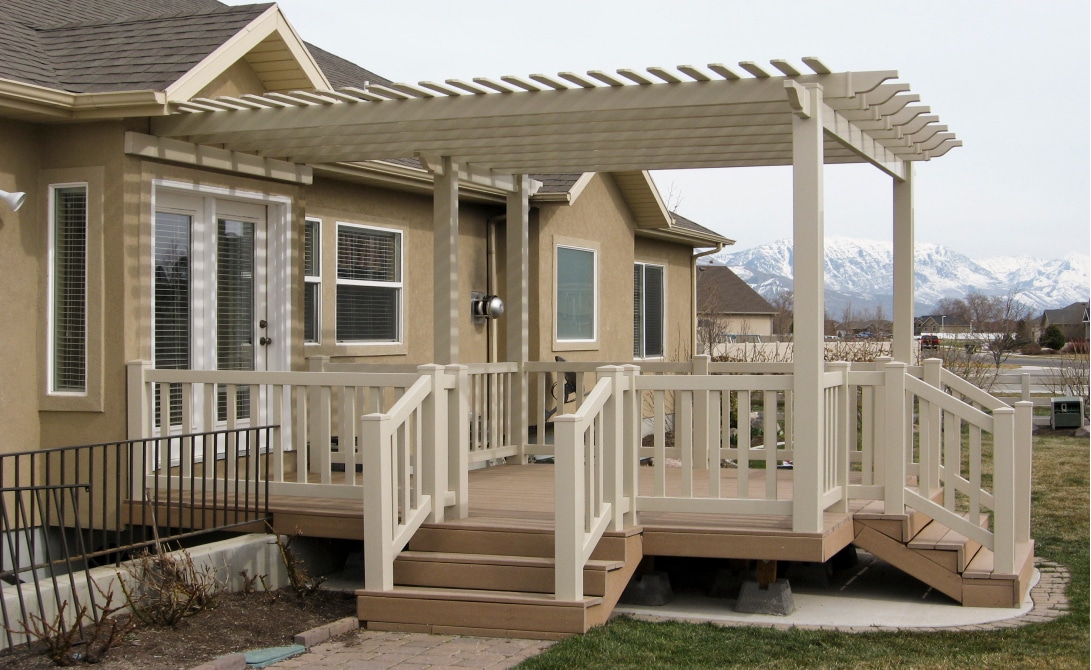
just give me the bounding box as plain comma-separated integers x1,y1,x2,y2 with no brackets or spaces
1043,350,1090,405
118,543,224,627
11,585,134,666
270,527,326,598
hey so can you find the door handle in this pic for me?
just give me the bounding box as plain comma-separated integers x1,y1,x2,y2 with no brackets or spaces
259,337,273,346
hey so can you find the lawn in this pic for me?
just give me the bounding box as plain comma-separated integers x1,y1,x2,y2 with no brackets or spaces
518,433,1089,670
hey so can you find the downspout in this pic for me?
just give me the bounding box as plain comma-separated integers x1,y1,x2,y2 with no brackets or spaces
486,215,505,363
692,244,725,356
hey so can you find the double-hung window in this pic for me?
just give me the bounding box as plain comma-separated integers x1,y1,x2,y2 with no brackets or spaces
633,262,665,358
336,223,402,342
303,219,321,343
49,185,88,394
556,245,596,342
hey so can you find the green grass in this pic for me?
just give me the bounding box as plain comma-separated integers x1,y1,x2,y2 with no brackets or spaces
519,433,1089,670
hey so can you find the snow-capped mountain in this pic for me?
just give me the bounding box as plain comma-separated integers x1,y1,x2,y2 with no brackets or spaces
706,237,1089,316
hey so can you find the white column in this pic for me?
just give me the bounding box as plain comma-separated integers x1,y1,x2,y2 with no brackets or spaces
507,175,530,461
791,83,825,533
892,164,915,363
434,156,459,364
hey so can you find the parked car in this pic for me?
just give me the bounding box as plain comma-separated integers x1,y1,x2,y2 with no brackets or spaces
920,334,941,348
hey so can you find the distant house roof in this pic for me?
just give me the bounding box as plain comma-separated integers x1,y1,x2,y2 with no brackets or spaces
1042,301,1089,326
916,314,969,327
697,265,775,315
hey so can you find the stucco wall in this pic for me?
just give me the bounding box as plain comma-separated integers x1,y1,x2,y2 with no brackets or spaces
634,235,696,360
0,119,43,454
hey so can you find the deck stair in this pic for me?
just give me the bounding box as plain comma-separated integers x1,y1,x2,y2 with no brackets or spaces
355,521,643,639
852,501,1034,608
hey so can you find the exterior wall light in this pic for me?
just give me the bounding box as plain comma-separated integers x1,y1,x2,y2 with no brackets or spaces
0,189,26,211
471,293,505,321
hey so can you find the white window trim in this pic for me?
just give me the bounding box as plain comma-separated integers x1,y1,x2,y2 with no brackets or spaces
554,242,599,350
304,218,322,345
634,261,667,360
40,167,104,412
46,182,89,396
335,221,404,345
151,180,292,372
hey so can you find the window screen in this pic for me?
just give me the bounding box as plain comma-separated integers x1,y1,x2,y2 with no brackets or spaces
634,263,665,358
303,219,320,343
336,224,401,342
51,186,88,393
556,246,596,341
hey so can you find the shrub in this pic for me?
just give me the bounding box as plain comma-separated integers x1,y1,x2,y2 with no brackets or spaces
1040,324,1066,350
1021,341,1042,355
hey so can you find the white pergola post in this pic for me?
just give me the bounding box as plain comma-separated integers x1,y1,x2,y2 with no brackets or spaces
434,156,460,364
506,175,530,461
892,164,915,363
790,83,825,534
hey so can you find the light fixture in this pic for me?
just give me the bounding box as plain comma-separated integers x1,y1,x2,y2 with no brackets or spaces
0,189,27,212
471,293,505,321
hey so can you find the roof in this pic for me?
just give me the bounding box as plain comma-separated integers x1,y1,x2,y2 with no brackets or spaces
696,265,776,315
0,1,268,93
916,314,969,327
1042,301,1090,325
156,59,960,181
671,212,733,245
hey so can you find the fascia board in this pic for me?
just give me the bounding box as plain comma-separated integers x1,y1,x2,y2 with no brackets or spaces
0,78,167,120
311,162,509,204
636,227,734,248
165,6,330,103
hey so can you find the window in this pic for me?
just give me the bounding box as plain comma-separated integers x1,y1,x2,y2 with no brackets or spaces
633,262,665,358
556,245,596,341
336,223,401,342
303,219,321,343
49,185,88,394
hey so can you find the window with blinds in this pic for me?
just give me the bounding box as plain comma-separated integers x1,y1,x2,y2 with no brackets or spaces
336,223,401,342
50,185,88,393
303,219,320,343
154,211,191,424
556,246,596,341
217,218,255,420
633,263,665,358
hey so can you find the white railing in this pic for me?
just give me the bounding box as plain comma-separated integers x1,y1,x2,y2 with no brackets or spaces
553,367,634,601
362,365,455,590
466,363,522,463
633,371,797,517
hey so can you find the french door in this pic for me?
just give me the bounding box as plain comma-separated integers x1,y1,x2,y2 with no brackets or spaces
154,192,269,425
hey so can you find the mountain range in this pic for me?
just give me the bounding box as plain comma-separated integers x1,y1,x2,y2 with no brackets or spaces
705,237,1090,317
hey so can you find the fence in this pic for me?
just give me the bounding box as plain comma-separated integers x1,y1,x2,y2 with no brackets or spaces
0,426,272,649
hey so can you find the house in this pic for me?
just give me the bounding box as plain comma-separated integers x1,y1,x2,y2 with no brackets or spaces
695,262,777,353
0,0,1035,640
1039,301,1090,343
915,314,971,335
836,320,893,339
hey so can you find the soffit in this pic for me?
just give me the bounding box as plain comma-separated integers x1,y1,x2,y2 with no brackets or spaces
151,59,961,178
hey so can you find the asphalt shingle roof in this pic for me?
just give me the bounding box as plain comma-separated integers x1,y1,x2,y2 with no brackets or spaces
696,265,776,315
671,211,725,240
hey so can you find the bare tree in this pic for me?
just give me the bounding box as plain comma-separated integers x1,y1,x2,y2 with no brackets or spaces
984,290,1034,371
770,290,794,339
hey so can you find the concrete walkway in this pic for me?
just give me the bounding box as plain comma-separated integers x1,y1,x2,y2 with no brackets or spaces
260,558,1068,670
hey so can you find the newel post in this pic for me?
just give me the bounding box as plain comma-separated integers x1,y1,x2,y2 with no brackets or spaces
882,362,908,514
598,365,625,532
622,365,641,526
1013,401,1033,544
828,361,851,513
920,358,943,498
553,412,583,601
126,360,153,501
447,365,470,519
361,410,393,591
992,406,1017,574
419,365,447,523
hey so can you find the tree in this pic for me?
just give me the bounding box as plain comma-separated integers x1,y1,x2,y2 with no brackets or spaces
770,290,793,339
984,291,1034,372
1041,324,1066,350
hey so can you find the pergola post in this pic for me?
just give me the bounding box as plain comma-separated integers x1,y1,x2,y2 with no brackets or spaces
434,156,459,364
892,164,915,363
790,83,825,534
506,174,530,461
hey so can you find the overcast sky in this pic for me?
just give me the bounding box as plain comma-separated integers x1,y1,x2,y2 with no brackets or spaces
232,0,1090,260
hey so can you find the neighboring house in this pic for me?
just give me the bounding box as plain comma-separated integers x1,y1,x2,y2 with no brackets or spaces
0,0,1034,640
915,314,971,335
695,262,776,352
1039,301,1090,343
836,320,893,339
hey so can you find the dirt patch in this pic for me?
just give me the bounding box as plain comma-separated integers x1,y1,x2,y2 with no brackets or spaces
0,588,356,669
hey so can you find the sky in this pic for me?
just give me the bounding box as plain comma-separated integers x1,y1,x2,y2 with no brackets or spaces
228,0,1090,260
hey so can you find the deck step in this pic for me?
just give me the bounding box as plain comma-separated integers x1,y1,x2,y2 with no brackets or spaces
356,585,607,637
394,551,624,595
853,499,934,543
906,516,986,573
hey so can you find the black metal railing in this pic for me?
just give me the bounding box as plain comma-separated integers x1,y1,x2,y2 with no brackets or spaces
0,426,274,650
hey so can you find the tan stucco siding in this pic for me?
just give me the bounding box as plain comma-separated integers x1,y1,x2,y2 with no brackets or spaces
0,119,43,454
194,60,267,100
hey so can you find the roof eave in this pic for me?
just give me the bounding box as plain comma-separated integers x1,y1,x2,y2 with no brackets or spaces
637,226,734,248
0,78,168,120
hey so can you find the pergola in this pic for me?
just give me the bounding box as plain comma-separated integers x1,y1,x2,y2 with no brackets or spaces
150,58,960,533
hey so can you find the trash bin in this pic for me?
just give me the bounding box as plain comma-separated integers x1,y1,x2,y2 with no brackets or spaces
1051,397,1085,429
